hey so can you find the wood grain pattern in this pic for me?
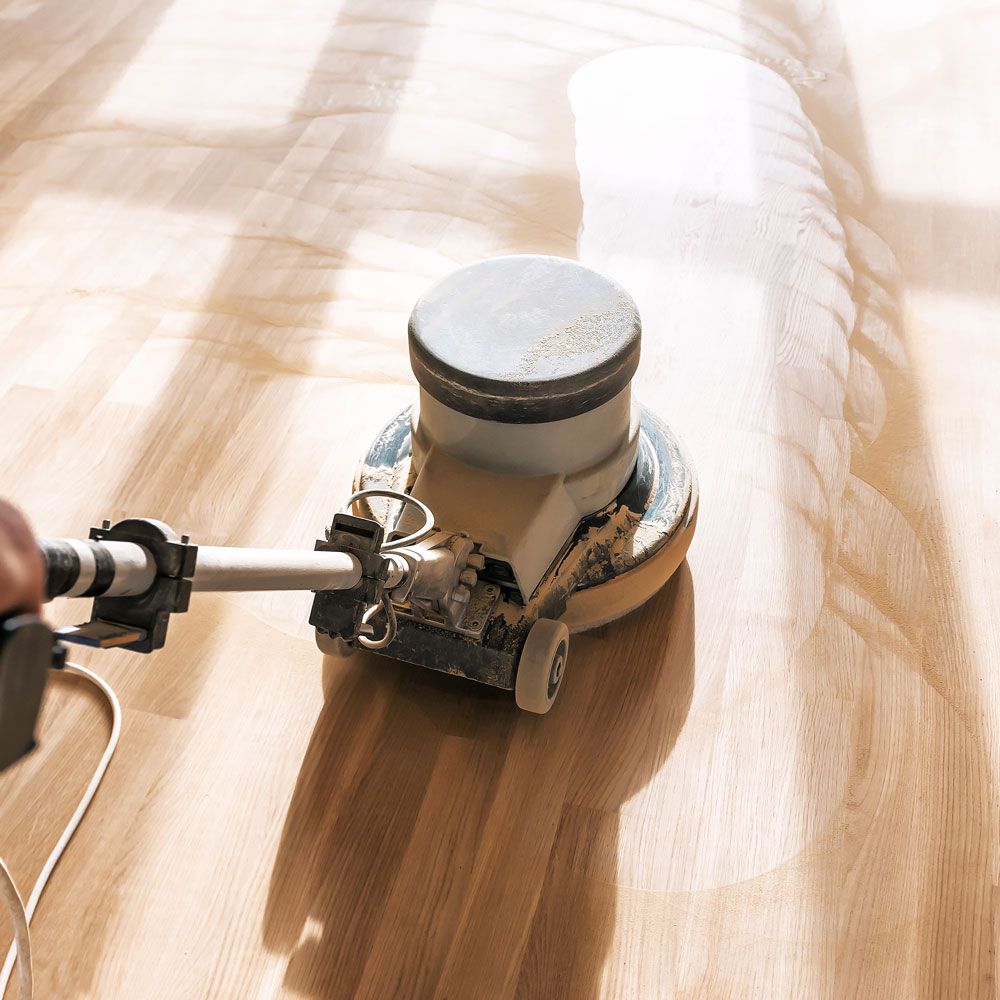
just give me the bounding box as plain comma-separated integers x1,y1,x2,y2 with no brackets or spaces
0,1,996,997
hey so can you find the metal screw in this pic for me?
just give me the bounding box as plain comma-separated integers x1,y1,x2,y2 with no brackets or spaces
469,620,480,629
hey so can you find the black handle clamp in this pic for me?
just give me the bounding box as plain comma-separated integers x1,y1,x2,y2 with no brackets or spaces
309,513,389,645
58,518,197,653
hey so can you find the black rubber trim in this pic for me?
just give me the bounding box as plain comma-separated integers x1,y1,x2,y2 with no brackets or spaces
39,539,80,600
82,541,115,597
408,344,639,423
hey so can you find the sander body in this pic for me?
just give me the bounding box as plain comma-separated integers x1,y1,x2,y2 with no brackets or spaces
313,255,697,712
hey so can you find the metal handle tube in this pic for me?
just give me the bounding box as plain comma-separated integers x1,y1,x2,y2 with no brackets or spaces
40,538,157,600
191,547,362,592
42,539,365,598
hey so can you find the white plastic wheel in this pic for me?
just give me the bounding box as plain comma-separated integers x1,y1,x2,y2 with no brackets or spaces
514,618,569,714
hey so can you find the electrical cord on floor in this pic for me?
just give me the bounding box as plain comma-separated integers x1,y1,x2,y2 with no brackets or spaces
0,661,122,1000
0,858,30,1000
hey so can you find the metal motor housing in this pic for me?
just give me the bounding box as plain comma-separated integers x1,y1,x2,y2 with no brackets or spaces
406,254,643,601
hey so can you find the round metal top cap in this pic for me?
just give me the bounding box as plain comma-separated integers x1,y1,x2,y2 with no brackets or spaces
408,255,641,424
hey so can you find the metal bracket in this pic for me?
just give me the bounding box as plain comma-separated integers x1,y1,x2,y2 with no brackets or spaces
399,579,501,641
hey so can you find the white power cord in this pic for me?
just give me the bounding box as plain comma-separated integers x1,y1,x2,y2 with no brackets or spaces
0,661,122,1000
0,858,30,1000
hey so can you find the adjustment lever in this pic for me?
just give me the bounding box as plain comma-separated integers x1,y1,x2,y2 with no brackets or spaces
55,620,146,649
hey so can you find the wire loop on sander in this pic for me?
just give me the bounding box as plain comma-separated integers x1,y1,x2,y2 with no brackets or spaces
344,489,435,551
357,594,398,650
343,489,434,651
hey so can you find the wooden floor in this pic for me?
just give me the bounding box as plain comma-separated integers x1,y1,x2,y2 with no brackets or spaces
1,1,997,997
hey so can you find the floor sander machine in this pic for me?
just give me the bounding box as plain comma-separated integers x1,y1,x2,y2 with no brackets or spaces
2,254,697,770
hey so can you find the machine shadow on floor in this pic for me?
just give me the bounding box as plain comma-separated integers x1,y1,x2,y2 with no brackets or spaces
264,562,695,999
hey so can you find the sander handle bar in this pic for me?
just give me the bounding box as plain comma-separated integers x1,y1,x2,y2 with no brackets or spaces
40,538,364,598
1,516,393,771
37,517,389,656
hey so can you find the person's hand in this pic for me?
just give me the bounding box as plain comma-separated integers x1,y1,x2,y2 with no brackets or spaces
0,501,43,616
